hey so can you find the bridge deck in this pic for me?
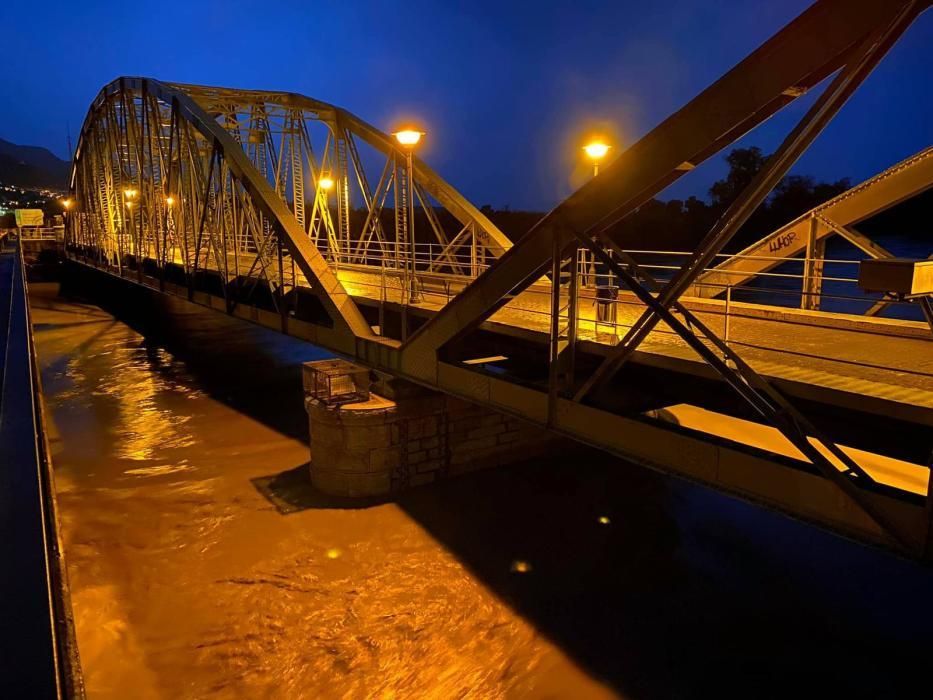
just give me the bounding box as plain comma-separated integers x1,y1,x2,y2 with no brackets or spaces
335,267,933,424
62,257,933,554
79,255,933,422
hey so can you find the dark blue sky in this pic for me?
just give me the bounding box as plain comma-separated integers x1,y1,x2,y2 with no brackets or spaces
2,0,931,210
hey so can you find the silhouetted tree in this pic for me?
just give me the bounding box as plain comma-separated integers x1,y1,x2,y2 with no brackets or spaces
709,147,768,209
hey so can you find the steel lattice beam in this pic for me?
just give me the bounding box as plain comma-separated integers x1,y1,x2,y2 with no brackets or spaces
400,0,930,381
63,0,932,557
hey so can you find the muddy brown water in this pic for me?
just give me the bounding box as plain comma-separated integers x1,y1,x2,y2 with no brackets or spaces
30,281,933,699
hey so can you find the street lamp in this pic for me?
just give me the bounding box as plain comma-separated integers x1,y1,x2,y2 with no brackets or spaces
392,128,425,306
61,198,73,247
583,140,611,177
316,175,337,263
165,195,175,207
393,129,423,147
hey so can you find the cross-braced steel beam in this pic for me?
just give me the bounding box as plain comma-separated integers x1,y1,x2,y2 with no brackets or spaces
64,0,932,557
400,0,929,378
575,0,921,400
395,0,930,553
69,78,516,346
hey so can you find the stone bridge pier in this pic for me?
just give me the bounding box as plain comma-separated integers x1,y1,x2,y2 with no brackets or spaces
303,361,560,497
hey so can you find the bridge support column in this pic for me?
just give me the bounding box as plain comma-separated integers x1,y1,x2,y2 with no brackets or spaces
303,362,560,497
802,216,826,311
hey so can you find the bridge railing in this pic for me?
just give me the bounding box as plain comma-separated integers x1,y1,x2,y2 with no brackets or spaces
324,240,924,320
321,240,931,386
0,242,84,698
2,227,66,242
588,248,923,317
397,240,931,347
69,231,926,351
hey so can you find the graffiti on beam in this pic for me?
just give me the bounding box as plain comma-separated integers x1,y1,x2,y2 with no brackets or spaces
767,231,797,253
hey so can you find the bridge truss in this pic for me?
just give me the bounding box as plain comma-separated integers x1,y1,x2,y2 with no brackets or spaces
69,78,512,344
68,0,933,557
694,146,933,313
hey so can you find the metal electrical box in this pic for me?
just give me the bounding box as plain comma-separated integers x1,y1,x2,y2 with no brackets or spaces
857,258,933,297
302,359,370,405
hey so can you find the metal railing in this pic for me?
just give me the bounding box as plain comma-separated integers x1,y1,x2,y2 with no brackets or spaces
324,240,923,317
324,241,930,381
71,233,929,369
0,242,85,698
1,227,66,242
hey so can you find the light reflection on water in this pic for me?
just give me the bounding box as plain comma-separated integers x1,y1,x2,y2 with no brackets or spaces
31,280,933,699
96,346,199,462
32,284,617,699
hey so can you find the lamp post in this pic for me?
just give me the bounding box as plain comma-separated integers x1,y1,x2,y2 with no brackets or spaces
123,188,139,263
317,175,335,262
583,140,610,177
392,129,424,305
582,140,612,287
312,173,340,262
61,198,73,248
161,195,175,267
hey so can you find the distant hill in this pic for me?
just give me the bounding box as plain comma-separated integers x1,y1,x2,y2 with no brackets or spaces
0,138,70,190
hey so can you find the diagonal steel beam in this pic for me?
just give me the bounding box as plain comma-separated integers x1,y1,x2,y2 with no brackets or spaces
569,227,920,552
695,146,933,300
172,81,513,257
75,78,376,339
399,0,928,381
588,233,879,486
574,0,921,401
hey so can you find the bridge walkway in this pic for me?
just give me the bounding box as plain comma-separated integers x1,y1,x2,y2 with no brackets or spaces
63,253,933,556
0,245,83,698
87,250,933,426
333,266,933,423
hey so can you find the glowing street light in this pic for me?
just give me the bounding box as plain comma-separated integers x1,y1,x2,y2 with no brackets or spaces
318,175,334,191
391,127,425,310
392,129,424,148
61,199,74,243
583,140,611,176
164,195,175,207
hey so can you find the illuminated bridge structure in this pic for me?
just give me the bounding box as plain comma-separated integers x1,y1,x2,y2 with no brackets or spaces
64,0,933,558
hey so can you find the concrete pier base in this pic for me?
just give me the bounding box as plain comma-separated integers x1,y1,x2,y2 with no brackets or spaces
303,363,559,497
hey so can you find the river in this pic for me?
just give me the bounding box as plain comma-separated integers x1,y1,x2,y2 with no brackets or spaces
30,281,933,699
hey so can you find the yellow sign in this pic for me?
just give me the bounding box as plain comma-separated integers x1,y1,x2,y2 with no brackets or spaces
14,209,44,227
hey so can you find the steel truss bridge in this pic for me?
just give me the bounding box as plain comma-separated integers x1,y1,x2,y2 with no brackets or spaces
64,0,933,557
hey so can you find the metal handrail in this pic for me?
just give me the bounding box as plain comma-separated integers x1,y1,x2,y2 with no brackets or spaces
1,227,66,243
0,243,85,698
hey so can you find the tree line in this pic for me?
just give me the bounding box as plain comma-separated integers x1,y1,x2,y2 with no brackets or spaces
481,146,855,252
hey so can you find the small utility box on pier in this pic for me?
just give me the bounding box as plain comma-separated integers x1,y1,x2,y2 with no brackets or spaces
302,359,370,406
857,258,933,297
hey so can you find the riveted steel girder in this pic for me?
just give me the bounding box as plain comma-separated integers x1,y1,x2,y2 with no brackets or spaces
73,77,375,339
168,82,514,257
400,0,931,381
